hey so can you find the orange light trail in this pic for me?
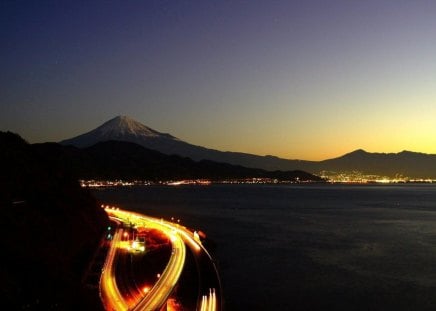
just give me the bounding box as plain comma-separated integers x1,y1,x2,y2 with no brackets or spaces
99,228,129,311
102,207,187,311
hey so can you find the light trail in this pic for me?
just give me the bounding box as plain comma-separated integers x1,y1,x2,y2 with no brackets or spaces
199,288,217,311
99,228,129,311
132,227,185,311
100,206,221,311
103,208,187,311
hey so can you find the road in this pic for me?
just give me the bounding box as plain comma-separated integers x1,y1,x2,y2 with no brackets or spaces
99,207,221,310
176,226,221,311
100,225,129,311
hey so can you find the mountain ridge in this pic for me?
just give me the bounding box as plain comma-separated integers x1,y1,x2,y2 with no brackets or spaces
38,139,323,182
60,116,436,178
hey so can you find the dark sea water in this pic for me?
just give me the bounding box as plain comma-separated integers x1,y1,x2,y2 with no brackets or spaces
93,184,436,310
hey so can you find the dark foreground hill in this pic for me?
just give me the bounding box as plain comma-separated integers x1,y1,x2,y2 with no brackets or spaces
35,140,323,182
0,132,108,310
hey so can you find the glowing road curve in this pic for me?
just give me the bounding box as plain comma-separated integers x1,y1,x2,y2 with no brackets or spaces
99,207,220,311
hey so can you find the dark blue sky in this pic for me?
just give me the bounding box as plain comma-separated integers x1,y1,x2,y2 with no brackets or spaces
2,1,436,159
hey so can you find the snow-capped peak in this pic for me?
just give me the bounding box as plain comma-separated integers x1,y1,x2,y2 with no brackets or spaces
60,115,179,148
96,115,168,138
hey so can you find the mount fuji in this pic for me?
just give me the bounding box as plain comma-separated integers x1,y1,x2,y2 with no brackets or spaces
60,115,305,171
61,116,180,150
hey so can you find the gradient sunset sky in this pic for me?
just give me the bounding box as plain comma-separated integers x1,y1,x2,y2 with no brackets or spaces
2,1,436,160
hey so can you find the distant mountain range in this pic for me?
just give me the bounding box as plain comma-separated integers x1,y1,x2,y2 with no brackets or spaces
307,149,436,179
61,116,436,178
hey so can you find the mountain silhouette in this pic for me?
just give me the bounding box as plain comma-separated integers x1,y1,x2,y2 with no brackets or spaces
60,116,312,170
41,139,322,182
61,116,436,178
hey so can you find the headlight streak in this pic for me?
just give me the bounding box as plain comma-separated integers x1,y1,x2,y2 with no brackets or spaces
103,208,187,311
200,288,217,311
99,228,129,311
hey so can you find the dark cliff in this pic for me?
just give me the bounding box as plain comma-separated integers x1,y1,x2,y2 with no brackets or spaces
0,131,109,309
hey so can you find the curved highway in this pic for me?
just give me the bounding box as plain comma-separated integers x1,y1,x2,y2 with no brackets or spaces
100,226,129,311
100,206,221,311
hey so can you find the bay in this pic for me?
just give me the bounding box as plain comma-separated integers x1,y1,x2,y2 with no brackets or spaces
93,184,436,310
